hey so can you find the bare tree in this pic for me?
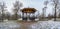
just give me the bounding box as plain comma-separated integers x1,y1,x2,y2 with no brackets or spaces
58,9,60,17
5,12,11,20
58,13,60,17
0,2,7,21
42,0,49,19
51,0,59,21
48,14,53,20
13,1,23,20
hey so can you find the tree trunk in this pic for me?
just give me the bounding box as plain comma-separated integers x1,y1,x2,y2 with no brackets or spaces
54,4,57,21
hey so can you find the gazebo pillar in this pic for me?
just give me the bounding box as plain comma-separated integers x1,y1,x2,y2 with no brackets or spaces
22,12,28,21
22,12,24,20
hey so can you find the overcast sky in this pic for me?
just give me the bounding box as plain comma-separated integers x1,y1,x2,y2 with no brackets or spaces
0,0,53,16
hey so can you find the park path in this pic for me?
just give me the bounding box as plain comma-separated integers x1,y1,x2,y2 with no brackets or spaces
17,21,37,29
0,20,37,29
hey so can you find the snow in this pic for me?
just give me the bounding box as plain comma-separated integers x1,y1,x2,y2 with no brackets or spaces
29,21,60,29
0,21,21,29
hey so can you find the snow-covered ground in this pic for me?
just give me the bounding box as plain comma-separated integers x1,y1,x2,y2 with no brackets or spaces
0,21,21,29
28,21,60,29
1,18,60,29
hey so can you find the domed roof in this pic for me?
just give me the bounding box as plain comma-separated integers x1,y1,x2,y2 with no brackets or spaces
21,8,37,13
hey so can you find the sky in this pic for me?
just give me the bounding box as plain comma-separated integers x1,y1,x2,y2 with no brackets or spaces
0,0,53,16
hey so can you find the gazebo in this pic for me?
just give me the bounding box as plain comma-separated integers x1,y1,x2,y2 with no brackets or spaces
20,8,37,21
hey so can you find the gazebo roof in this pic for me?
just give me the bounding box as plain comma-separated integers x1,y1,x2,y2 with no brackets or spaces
20,8,37,13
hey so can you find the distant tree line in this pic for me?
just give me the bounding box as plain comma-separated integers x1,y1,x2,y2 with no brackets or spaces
0,0,60,21
0,1,23,21
39,0,60,21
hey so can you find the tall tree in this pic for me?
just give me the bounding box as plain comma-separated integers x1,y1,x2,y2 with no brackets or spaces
0,2,7,21
5,12,11,20
13,1,23,20
51,0,59,21
48,13,53,20
58,8,60,17
42,0,49,19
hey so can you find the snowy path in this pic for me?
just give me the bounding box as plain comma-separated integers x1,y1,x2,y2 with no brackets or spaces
1,20,60,29
0,21,21,29
29,21,60,29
